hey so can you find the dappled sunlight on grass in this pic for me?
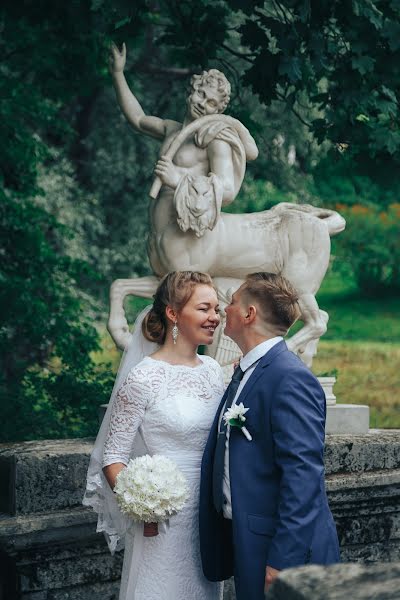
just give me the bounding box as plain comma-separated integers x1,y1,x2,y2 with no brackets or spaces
312,340,400,428
289,269,400,342
92,329,121,375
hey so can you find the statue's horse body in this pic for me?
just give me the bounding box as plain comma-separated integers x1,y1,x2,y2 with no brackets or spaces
109,196,345,366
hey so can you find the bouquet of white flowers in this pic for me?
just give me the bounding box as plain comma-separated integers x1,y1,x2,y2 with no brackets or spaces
114,454,189,536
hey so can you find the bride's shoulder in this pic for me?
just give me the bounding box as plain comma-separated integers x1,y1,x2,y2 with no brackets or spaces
200,355,223,373
125,356,167,383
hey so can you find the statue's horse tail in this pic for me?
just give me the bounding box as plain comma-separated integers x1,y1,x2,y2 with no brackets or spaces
273,202,346,237
307,206,346,236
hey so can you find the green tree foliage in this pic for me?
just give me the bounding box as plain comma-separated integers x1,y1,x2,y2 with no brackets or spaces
230,0,400,177
0,1,115,441
334,203,400,295
0,191,114,441
311,152,400,209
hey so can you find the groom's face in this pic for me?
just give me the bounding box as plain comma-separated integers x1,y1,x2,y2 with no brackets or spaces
224,285,247,342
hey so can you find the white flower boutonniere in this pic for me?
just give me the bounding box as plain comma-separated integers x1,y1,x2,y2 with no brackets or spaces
223,402,252,441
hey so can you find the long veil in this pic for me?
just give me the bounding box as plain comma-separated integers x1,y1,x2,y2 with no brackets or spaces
83,305,157,553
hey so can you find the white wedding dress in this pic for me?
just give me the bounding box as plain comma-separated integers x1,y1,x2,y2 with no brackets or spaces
102,353,224,600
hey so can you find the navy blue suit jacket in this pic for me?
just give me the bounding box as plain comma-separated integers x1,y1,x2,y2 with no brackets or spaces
199,341,340,599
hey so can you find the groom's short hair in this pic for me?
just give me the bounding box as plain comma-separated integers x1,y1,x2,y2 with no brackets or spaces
242,272,301,335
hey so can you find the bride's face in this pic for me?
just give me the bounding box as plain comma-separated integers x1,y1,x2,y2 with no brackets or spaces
176,284,220,346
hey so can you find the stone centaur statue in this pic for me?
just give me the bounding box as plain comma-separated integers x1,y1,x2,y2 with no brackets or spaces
109,115,345,366
107,45,345,366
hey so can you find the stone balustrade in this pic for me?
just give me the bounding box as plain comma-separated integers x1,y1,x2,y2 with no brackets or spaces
0,430,399,598
268,562,400,599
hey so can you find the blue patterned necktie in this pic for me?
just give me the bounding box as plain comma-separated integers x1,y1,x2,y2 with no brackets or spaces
212,365,245,513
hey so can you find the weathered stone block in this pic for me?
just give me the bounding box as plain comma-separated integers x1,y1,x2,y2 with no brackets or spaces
324,431,400,474
0,430,399,599
18,541,123,592
21,581,120,600
1,431,399,516
268,562,400,600
0,440,93,515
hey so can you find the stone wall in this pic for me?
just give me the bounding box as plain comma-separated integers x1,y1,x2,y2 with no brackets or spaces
268,562,400,599
0,430,399,599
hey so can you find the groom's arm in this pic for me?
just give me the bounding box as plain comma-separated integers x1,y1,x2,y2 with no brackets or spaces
267,367,326,570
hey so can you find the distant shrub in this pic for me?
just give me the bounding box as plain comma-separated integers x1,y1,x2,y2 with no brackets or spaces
223,177,304,215
335,204,400,295
311,153,400,209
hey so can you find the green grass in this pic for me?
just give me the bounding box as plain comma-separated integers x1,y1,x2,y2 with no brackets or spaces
289,270,400,343
312,340,400,429
308,270,399,428
316,271,400,342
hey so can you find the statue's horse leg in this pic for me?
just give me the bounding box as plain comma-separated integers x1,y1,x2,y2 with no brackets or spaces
108,276,159,350
297,310,329,367
283,217,331,362
286,295,329,363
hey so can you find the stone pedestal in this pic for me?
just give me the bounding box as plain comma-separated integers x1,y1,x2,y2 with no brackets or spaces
326,404,370,434
0,431,399,599
319,376,370,434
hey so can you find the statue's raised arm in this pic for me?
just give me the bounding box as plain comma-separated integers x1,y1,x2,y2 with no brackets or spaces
109,42,167,141
110,45,258,214
109,49,261,261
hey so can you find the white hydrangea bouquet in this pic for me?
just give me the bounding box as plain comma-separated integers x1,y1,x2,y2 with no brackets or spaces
114,454,189,537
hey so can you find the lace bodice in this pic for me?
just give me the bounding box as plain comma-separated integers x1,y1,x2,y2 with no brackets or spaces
102,354,225,468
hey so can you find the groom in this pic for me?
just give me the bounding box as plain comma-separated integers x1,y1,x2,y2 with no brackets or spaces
199,272,340,599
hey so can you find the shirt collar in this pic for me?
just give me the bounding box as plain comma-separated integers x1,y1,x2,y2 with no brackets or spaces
240,337,283,372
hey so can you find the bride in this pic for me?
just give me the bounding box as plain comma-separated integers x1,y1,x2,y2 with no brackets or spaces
83,271,224,599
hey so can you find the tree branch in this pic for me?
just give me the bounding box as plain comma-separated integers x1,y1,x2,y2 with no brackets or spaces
276,91,313,129
126,62,193,78
221,43,256,62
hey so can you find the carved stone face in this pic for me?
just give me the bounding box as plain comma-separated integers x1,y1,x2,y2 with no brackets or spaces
187,84,224,120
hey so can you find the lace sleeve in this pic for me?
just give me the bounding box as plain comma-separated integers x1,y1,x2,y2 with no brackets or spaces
102,366,151,468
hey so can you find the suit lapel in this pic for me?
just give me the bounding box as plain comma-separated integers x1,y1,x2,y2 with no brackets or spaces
209,340,288,441
236,340,288,406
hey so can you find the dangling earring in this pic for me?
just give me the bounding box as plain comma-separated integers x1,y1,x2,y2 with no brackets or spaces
172,321,179,345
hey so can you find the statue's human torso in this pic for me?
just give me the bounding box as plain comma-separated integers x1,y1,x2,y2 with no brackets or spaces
149,121,213,274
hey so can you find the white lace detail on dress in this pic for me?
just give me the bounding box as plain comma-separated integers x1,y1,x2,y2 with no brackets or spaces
102,364,163,467
102,354,225,600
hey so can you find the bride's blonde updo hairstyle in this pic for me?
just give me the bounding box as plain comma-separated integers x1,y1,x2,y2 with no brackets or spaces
142,271,214,344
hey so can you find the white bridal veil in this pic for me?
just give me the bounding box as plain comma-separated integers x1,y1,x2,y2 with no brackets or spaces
83,305,157,553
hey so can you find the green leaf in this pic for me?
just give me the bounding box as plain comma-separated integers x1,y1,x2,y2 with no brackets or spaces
381,86,398,104
382,19,400,51
352,0,383,29
351,55,376,75
114,17,132,30
279,56,302,83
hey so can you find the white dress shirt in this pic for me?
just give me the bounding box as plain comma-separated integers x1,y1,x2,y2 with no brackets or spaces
221,337,283,519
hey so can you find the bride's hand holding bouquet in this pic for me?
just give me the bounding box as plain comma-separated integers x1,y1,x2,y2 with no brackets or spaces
114,454,189,537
